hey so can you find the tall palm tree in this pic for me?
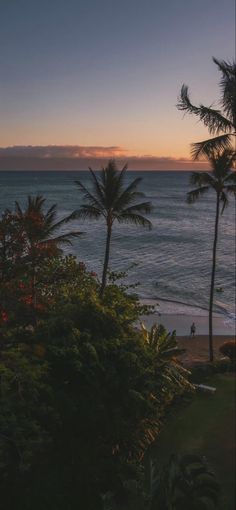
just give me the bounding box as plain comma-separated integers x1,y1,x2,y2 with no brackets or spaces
14,195,81,306
71,160,152,296
177,57,236,159
187,150,236,361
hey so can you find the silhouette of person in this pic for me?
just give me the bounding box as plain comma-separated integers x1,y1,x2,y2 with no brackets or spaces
190,322,196,337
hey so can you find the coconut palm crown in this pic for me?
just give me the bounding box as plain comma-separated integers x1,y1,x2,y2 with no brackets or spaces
14,195,81,258
70,159,152,296
177,58,236,159
14,195,82,307
187,150,236,361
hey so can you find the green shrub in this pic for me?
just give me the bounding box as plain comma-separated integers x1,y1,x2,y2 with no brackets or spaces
149,453,220,510
219,341,236,363
190,357,234,383
0,256,193,509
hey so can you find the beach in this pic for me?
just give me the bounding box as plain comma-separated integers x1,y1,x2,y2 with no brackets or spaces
140,309,235,337
176,335,235,364
140,304,235,364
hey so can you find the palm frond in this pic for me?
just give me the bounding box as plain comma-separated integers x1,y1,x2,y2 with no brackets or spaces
115,162,128,192
114,190,145,212
213,57,236,125
224,170,236,183
191,133,233,160
187,186,210,204
101,160,126,208
40,230,83,246
75,180,103,210
121,201,153,215
116,212,152,229
210,150,236,181
177,85,233,134
44,204,58,226
14,201,24,217
177,84,199,114
28,195,46,211
190,172,214,187
88,168,105,205
68,205,103,221
42,210,80,236
224,184,236,196
113,177,144,210
213,57,235,78
196,106,233,134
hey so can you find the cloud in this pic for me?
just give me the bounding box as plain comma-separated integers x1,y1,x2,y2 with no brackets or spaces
0,145,209,171
0,145,127,159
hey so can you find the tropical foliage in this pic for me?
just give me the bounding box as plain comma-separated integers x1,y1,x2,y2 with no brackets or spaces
187,150,236,361
177,57,236,159
149,453,220,510
0,196,81,325
141,323,192,394
70,159,152,295
0,198,193,509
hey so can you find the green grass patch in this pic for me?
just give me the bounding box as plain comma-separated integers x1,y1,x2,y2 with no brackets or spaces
151,374,235,510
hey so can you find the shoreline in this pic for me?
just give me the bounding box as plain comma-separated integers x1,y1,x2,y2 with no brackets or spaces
140,298,235,337
140,313,235,337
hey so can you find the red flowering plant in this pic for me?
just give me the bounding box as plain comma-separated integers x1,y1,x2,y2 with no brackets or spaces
0,308,9,325
0,196,82,328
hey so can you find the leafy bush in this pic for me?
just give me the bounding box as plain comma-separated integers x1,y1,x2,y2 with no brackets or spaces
0,201,193,509
190,358,233,383
0,255,193,509
219,341,236,363
149,453,220,510
102,453,220,510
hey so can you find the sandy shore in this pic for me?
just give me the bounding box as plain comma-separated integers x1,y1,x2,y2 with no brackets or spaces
140,312,235,337
176,335,235,365
140,306,235,365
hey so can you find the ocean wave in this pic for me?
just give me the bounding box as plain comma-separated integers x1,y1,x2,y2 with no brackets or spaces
140,296,236,328
1,170,235,328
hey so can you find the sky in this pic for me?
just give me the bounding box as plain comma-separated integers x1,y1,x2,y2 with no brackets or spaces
0,0,235,170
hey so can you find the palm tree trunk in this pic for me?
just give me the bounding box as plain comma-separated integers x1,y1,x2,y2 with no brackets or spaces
100,222,112,297
209,194,220,362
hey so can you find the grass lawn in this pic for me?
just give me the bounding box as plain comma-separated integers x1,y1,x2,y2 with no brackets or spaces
151,373,235,510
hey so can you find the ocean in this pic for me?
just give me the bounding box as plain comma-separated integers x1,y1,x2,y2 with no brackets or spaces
0,170,235,325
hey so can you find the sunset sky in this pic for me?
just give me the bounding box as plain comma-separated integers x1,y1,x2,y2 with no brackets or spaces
0,0,235,170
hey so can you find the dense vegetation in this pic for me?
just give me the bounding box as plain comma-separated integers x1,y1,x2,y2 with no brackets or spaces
0,196,192,509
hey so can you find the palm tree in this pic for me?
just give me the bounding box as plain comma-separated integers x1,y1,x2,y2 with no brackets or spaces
187,150,236,361
14,195,81,307
71,159,152,296
177,57,236,159
141,323,192,390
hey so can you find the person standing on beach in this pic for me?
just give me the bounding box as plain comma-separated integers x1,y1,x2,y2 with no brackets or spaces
190,322,196,338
